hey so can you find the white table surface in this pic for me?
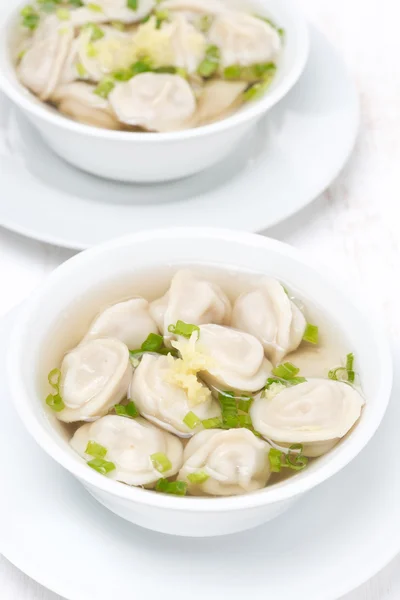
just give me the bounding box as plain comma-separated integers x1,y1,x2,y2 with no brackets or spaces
1,0,399,597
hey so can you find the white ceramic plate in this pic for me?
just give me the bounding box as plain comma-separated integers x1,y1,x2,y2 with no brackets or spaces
0,27,358,250
0,310,399,600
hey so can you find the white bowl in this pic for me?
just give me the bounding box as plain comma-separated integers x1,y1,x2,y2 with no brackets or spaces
0,0,309,183
7,228,392,537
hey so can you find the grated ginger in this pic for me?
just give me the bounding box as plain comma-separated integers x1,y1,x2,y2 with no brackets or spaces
163,332,214,407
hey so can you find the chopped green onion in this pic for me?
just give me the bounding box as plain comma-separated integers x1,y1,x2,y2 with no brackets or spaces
111,20,125,30
114,401,139,418
155,66,177,74
86,43,98,57
237,414,252,427
151,452,172,473
87,2,103,11
202,417,223,429
93,77,115,98
85,440,107,458
237,395,253,413
45,393,65,412
197,14,213,32
83,22,105,41
167,320,200,338
285,445,308,471
183,411,201,429
17,49,26,61
20,5,40,30
113,68,134,81
219,391,238,428
127,0,137,10
76,62,87,77
141,333,164,352
346,353,355,382
223,65,242,80
87,457,116,475
48,368,61,391
69,0,83,6
329,353,356,384
39,1,59,13
268,447,283,472
56,7,70,20
253,62,276,77
141,13,151,23
197,44,220,78
130,59,153,75
243,70,275,101
187,471,209,484
156,478,187,496
155,8,169,28
303,323,319,345
272,362,300,380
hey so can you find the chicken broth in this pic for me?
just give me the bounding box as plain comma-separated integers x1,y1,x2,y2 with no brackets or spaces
12,0,283,132
41,265,364,497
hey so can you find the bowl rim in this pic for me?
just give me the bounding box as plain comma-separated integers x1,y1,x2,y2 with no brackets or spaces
7,228,393,512
0,0,309,142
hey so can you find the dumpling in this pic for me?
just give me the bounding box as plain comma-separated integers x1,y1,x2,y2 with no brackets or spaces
208,12,281,67
231,277,307,364
18,16,74,100
56,338,132,422
192,79,246,126
82,298,158,350
196,324,272,392
81,0,156,24
71,415,183,485
78,26,135,81
250,379,365,457
161,14,207,73
52,82,121,129
130,354,221,436
150,269,231,335
178,428,271,496
108,72,196,132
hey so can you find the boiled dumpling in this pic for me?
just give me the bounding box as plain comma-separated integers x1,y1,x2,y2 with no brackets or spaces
78,26,135,81
108,72,196,132
52,82,121,129
162,14,207,73
231,277,307,364
208,12,281,67
250,379,365,457
56,338,132,422
150,269,231,335
18,16,74,100
179,428,271,496
196,324,272,392
193,79,246,126
81,0,156,24
71,415,183,485
130,354,221,436
83,298,158,349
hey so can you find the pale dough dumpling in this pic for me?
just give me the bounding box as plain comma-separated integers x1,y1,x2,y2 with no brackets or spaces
71,415,183,485
196,324,272,392
162,14,206,73
193,79,246,126
83,298,158,349
81,0,156,23
231,277,307,365
57,338,132,422
250,379,365,457
208,12,281,67
18,16,74,100
53,82,121,129
179,428,271,496
109,72,196,132
150,269,231,335
130,354,221,436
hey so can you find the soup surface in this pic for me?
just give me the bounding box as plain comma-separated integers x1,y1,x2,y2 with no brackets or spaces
13,0,283,131
42,266,364,497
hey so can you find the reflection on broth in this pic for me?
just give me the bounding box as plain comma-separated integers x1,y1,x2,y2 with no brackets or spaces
13,0,283,131
40,266,365,497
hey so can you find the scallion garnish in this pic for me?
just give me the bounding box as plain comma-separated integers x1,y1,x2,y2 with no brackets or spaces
197,14,213,32
223,65,242,80
237,395,253,413
76,62,87,77
303,323,319,345
156,478,187,496
151,452,172,473
115,401,139,418
237,414,252,427
87,457,116,475
219,390,238,428
155,8,169,28
328,352,356,384
167,320,200,338
285,444,308,471
93,77,115,98
268,447,283,472
69,0,83,6
272,362,300,379
56,7,70,20
183,411,201,429
85,440,107,458
48,368,61,390
202,417,223,429
127,0,138,10
46,368,65,412
20,5,40,30
197,45,220,78
243,68,275,101
187,471,209,484
141,333,164,352
86,43,98,58
87,2,103,11
83,22,104,41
